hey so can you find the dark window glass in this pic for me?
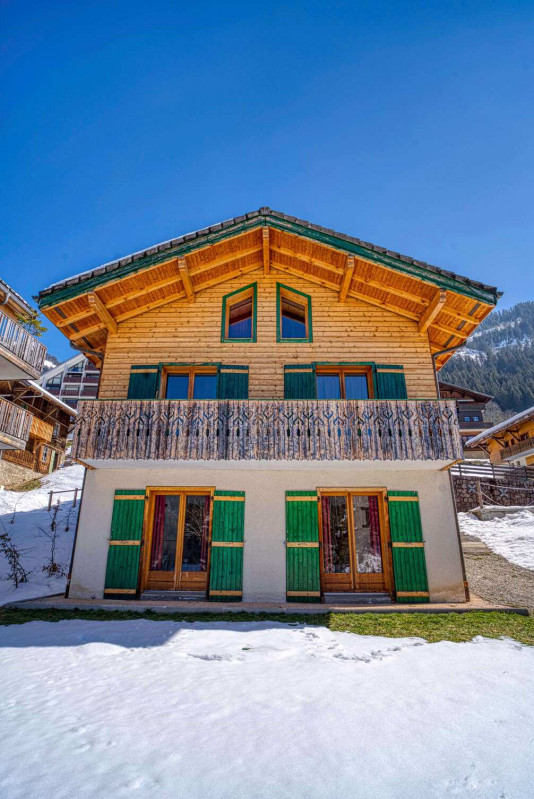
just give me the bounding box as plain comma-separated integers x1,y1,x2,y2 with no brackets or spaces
165,374,189,399
150,495,180,571
472,415,480,422
193,374,217,399
352,495,383,573
181,495,210,572
281,296,307,339
228,296,253,339
317,374,341,399
464,416,471,422
321,496,351,573
345,374,369,400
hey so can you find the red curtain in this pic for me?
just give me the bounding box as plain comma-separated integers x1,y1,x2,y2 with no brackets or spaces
321,496,333,573
368,495,381,557
150,495,166,570
200,495,210,571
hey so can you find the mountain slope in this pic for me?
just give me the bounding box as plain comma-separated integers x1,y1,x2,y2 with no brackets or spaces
440,301,534,416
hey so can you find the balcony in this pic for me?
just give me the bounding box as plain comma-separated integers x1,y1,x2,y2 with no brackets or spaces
0,398,33,450
502,436,534,460
0,310,47,380
29,416,54,443
72,399,462,465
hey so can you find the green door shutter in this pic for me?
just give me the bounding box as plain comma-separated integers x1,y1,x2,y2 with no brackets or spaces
284,365,317,399
375,365,408,399
286,491,321,602
217,365,249,399
209,490,245,601
388,491,429,603
127,365,161,399
104,489,145,597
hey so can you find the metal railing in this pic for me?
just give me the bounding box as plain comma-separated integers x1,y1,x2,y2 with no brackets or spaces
0,397,33,444
0,310,46,374
72,398,462,463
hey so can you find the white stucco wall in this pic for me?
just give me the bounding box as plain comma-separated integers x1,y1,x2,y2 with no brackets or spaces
69,462,465,603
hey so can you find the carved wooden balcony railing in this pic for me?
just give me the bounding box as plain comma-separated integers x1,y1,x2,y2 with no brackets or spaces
72,399,462,463
0,310,47,379
0,397,33,449
502,436,534,459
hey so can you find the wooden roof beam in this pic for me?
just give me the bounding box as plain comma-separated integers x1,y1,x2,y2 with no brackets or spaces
418,289,447,333
262,227,270,275
87,292,118,334
178,257,195,303
339,255,355,302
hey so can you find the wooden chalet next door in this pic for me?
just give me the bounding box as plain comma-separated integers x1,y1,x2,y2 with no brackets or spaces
319,490,393,595
143,489,213,593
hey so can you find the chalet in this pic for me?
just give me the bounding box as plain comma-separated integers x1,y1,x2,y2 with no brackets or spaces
38,209,500,605
39,353,101,411
467,406,534,467
438,381,493,457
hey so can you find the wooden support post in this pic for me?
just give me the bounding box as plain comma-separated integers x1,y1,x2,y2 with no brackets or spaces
87,292,118,334
418,289,447,334
48,491,53,512
73,487,78,507
475,478,483,509
178,257,195,303
262,227,270,275
339,255,355,303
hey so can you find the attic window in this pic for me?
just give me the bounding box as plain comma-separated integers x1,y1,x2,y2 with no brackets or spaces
277,284,312,342
221,284,257,342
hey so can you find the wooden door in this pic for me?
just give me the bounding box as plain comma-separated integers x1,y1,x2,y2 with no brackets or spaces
319,490,393,594
143,490,212,592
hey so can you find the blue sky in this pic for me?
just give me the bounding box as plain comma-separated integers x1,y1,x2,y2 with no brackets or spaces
2,0,533,359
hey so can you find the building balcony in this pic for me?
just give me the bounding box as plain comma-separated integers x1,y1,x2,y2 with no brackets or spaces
501,436,534,461
458,420,493,431
0,310,47,380
29,415,54,443
72,399,462,466
0,398,33,450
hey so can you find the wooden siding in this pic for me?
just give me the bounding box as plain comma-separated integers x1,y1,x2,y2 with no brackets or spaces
29,415,54,442
99,270,438,400
72,398,462,463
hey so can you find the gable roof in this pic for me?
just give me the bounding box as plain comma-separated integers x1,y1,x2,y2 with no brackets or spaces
36,208,501,367
438,381,493,404
467,406,534,447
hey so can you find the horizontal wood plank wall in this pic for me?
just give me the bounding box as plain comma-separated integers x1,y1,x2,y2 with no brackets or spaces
99,269,437,400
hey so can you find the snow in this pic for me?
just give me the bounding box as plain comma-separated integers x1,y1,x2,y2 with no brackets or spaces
0,620,532,799
0,465,84,605
459,508,534,570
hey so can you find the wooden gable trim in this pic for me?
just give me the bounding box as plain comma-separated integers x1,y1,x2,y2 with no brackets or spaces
178,257,195,303
262,227,270,275
338,255,355,303
418,289,447,334
87,292,118,334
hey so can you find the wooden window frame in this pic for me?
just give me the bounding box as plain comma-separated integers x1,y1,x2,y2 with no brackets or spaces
276,283,313,343
160,365,218,400
141,486,215,593
221,283,257,343
315,365,375,399
317,487,393,594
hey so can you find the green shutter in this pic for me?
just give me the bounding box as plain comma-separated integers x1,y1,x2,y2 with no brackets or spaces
285,490,321,602
104,489,145,597
284,365,317,399
127,365,160,399
375,365,407,399
209,491,245,601
388,491,429,603
217,365,249,399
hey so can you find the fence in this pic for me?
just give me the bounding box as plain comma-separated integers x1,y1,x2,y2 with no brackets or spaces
451,460,534,511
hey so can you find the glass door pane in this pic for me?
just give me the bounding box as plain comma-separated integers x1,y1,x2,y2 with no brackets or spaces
181,495,211,572
150,494,180,571
351,495,383,573
321,495,351,573
345,374,369,399
317,374,342,399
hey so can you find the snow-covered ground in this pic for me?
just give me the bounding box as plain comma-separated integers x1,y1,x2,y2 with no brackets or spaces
459,508,534,570
0,620,532,799
0,465,83,605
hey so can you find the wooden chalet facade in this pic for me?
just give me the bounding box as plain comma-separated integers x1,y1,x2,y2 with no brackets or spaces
467,407,534,466
38,208,500,604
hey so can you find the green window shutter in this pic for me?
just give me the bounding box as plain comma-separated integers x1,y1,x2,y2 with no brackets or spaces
104,489,145,597
127,365,160,399
387,491,429,603
209,490,245,601
285,490,321,602
375,365,407,399
217,365,249,399
284,365,317,399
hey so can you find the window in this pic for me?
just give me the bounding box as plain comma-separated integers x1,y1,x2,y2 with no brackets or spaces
277,284,312,342
472,415,480,422
316,367,373,399
464,416,471,422
163,367,218,400
221,284,257,342
46,376,62,389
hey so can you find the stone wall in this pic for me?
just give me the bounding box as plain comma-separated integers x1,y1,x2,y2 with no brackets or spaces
453,475,534,512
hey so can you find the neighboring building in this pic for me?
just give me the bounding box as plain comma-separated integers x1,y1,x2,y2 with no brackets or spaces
438,381,493,457
467,406,534,466
0,380,75,475
39,353,101,410
0,278,46,381
38,208,500,604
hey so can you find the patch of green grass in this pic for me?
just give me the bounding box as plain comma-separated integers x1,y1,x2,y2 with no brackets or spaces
0,607,532,645
7,477,42,492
